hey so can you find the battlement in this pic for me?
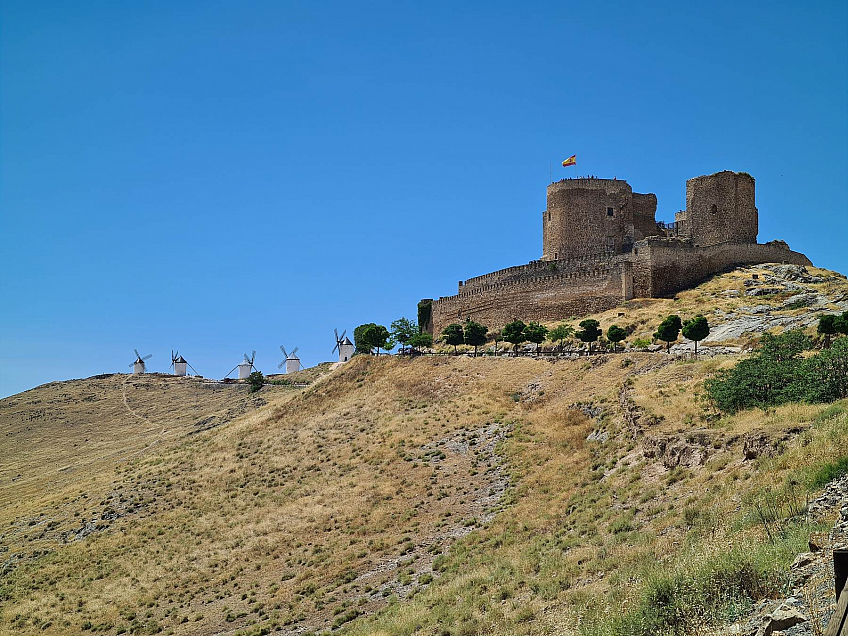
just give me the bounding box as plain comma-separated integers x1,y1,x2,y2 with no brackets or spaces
546,177,632,195
458,250,616,292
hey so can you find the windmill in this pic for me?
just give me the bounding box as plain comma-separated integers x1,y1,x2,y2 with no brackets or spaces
333,328,355,363
169,350,199,377
130,349,152,374
278,346,301,374
238,351,257,379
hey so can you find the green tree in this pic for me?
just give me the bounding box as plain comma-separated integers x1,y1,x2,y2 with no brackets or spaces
369,325,393,355
354,323,378,354
391,317,418,354
682,315,710,355
441,323,464,354
409,331,433,353
654,315,683,353
606,324,627,352
836,311,848,336
524,322,548,355
354,323,392,355
819,314,838,348
502,319,527,356
463,319,488,357
247,370,265,393
576,319,602,355
548,323,574,354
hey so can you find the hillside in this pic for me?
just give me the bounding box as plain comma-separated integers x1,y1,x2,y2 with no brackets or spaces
2,266,848,636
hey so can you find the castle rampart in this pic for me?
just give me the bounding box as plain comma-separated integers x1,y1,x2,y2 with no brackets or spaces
424,170,810,335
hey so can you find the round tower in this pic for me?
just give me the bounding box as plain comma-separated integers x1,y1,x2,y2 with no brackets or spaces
682,171,757,246
542,178,634,260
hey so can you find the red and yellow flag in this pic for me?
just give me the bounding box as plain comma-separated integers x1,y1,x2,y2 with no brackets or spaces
562,155,577,167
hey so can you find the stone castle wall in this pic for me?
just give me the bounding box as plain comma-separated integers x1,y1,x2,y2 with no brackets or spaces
425,170,811,335
630,238,811,298
431,263,627,333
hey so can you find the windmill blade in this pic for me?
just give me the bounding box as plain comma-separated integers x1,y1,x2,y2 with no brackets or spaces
129,361,135,368
142,354,152,361
339,330,346,342
244,354,251,363
134,348,141,360
280,345,288,359
332,342,339,354
251,350,256,363
278,360,285,369
291,347,299,357
334,328,339,342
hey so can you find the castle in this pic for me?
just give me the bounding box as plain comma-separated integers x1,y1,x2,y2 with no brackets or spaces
421,170,811,335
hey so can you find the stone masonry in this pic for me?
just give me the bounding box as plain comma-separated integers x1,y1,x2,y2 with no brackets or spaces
423,170,811,335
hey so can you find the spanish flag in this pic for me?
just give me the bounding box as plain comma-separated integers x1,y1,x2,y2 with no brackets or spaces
562,155,577,167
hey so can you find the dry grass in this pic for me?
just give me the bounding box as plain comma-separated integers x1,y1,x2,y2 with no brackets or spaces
2,265,848,636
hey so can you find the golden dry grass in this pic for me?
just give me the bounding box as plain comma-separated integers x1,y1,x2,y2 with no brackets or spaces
2,265,848,635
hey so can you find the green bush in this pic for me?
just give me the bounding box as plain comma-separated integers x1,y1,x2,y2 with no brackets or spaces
703,330,833,412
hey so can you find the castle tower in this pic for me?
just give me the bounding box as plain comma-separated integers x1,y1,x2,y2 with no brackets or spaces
675,171,757,246
542,178,657,260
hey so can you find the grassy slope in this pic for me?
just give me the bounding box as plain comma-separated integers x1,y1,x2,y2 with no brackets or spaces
2,269,848,636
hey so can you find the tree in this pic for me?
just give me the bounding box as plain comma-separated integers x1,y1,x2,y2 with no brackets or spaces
354,323,378,354
391,317,418,354
463,319,488,357
606,324,627,352
576,319,602,355
654,315,682,353
524,322,548,355
369,325,393,355
548,323,574,354
247,370,264,393
836,311,848,337
409,331,433,353
819,314,838,348
682,315,710,355
502,319,527,356
441,323,464,354
354,323,392,355
489,329,502,355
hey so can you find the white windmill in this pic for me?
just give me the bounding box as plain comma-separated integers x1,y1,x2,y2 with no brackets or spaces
130,349,152,374
169,350,198,376
225,351,257,380
278,346,301,373
238,351,257,379
333,329,355,363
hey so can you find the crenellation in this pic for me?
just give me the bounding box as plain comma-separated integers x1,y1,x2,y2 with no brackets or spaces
424,170,811,334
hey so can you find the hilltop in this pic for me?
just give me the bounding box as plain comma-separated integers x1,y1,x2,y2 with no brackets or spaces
1,265,848,636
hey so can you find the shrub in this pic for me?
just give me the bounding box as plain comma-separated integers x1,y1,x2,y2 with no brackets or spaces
247,371,265,393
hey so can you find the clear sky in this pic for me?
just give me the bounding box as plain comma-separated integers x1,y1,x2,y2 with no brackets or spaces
1,1,846,397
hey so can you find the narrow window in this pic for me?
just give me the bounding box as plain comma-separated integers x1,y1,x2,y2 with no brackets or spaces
711,204,717,214
548,212,551,221
554,252,558,260
606,207,615,217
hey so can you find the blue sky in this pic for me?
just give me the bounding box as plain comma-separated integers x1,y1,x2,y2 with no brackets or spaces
1,1,846,397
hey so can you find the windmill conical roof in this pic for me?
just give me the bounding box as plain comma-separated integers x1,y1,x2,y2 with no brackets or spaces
341,337,353,345
176,356,187,363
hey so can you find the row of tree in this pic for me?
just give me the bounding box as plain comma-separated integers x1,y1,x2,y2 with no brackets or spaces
353,308,843,361
353,319,433,355
439,314,712,356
